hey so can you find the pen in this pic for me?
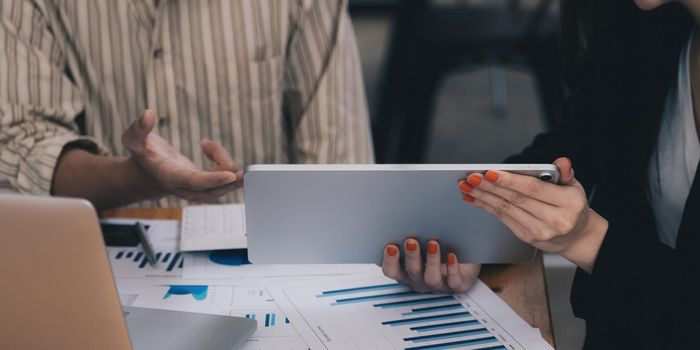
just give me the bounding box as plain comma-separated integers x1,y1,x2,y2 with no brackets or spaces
135,221,158,266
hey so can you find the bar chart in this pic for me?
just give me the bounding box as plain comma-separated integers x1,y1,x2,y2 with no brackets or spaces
271,278,552,350
108,247,184,278
117,283,299,339
244,312,291,327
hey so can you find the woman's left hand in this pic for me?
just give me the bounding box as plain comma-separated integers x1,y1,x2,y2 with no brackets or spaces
459,157,608,272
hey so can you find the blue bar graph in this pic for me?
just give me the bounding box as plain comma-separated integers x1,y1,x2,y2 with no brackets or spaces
138,255,149,268
404,328,489,343
318,283,507,350
404,336,499,350
401,303,464,316
332,291,420,305
374,295,454,308
166,253,182,272
114,250,183,271
253,313,281,328
317,283,403,297
410,320,480,332
382,312,471,326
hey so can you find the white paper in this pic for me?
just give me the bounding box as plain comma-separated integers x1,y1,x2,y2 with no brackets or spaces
267,276,554,350
183,250,380,279
117,281,306,349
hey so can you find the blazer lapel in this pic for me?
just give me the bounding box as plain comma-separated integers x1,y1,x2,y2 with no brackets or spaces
676,161,700,253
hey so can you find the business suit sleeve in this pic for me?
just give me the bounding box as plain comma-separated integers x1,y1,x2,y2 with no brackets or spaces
282,0,374,164
569,207,699,346
0,1,103,195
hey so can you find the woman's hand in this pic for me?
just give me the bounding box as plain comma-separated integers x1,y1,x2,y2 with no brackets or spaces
382,238,481,293
459,157,608,272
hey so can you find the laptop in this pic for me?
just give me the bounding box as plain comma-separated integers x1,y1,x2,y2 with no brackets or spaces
0,194,256,350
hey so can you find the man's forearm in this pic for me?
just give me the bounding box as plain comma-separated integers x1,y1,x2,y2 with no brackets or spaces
51,148,164,210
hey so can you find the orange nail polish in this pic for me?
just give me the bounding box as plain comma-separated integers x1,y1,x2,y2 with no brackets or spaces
427,242,438,255
467,174,482,186
463,194,475,203
406,241,417,251
458,181,473,193
387,246,398,257
447,253,456,265
485,171,499,183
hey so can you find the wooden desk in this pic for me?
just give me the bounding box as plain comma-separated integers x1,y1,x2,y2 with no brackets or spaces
103,208,556,347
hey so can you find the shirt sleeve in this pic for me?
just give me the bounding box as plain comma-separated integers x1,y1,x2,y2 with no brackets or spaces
0,0,103,195
283,0,374,164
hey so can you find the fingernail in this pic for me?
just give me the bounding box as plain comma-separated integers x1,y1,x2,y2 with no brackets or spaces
387,246,398,257
447,253,456,265
139,114,146,127
485,171,499,183
463,194,475,203
406,241,417,252
427,242,438,255
467,174,481,186
458,181,473,193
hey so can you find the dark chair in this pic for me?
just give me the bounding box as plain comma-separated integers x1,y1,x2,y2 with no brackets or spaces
371,0,562,163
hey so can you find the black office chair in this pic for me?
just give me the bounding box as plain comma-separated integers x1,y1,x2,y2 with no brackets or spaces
370,0,562,163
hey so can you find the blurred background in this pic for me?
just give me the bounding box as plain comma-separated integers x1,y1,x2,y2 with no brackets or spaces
349,0,583,348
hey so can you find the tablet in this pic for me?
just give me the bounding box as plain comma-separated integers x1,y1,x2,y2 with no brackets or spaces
244,164,559,264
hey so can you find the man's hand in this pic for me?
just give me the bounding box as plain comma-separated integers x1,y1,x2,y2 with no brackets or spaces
121,110,243,203
382,238,481,293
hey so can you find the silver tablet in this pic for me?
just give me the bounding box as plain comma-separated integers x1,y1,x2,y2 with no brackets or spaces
244,164,559,264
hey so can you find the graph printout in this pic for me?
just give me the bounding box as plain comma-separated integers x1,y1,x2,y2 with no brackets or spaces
117,283,308,349
183,250,380,279
268,277,553,350
103,218,182,278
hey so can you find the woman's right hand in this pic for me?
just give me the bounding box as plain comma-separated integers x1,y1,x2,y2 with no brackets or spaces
381,238,481,293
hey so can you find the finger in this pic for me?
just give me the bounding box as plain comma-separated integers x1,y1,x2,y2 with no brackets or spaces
467,171,562,206
469,196,537,244
467,181,548,231
382,244,409,284
403,238,428,292
461,176,557,222
445,253,465,292
233,171,244,188
457,263,480,292
423,241,446,291
198,180,242,198
553,157,575,185
174,169,237,191
201,139,238,172
122,110,157,154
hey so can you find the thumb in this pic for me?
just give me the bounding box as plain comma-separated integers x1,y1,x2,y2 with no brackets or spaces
122,110,157,154
553,157,575,185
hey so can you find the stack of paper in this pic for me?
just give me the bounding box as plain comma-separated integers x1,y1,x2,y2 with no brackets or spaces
107,218,553,350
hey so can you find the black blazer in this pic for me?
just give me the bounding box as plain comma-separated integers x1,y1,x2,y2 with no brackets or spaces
507,1,700,348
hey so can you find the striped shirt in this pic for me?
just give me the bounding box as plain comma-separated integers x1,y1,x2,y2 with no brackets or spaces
0,0,374,206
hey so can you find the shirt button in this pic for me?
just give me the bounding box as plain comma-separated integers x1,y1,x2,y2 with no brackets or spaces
153,48,163,58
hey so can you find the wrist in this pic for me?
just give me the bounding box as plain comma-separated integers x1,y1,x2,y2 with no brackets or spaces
120,156,166,200
560,209,608,273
